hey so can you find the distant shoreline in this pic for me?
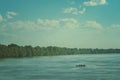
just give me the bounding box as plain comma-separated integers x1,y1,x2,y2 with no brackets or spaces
0,43,120,58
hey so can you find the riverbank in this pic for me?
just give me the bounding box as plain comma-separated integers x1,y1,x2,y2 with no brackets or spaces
0,43,120,58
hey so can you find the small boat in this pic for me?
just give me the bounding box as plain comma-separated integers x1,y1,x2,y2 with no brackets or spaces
76,64,86,67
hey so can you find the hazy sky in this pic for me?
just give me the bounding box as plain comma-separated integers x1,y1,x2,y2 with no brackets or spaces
0,0,120,48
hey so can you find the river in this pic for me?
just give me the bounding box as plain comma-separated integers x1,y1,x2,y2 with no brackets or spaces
0,54,120,80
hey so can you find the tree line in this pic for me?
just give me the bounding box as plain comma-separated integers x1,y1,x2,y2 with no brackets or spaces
0,43,120,58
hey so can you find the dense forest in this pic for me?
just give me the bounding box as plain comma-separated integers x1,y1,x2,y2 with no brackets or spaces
0,43,120,58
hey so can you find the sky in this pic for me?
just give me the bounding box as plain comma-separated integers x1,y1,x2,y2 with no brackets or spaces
0,0,120,48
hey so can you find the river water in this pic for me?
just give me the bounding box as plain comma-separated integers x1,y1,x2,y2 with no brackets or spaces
0,54,120,80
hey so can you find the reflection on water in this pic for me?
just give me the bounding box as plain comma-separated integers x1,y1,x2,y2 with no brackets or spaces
0,54,120,80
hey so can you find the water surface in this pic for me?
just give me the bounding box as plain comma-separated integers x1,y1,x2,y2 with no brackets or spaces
0,54,120,80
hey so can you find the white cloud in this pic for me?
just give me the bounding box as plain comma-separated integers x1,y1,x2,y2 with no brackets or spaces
37,18,79,29
111,24,120,28
63,7,86,15
84,21,103,30
0,14,3,22
0,32,17,38
79,8,86,14
64,7,78,15
83,0,107,6
8,21,39,31
63,0,108,15
7,11,17,19
105,24,120,34
108,24,120,31
1,17,105,32
37,19,60,28
69,1,76,5
60,18,79,28
1,18,79,31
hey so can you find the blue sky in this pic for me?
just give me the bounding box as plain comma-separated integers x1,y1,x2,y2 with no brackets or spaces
0,0,120,48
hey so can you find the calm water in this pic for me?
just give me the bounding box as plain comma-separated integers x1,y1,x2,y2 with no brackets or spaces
0,54,120,80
